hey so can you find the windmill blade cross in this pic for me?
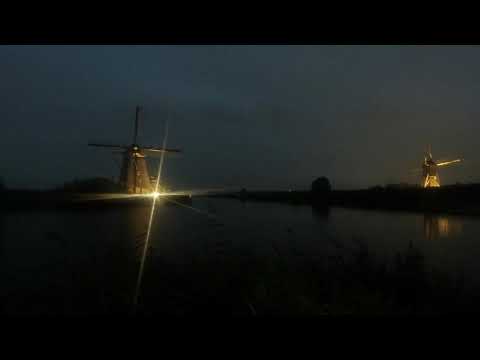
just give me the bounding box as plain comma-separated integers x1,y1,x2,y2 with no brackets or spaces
142,148,182,158
142,146,181,153
134,106,140,144
88,142,128,149
437,159,462,167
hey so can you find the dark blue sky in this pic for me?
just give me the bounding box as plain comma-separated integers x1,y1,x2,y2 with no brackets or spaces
1,45,479,190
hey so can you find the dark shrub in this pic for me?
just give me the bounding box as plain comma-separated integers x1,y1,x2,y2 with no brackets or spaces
60,177,123,193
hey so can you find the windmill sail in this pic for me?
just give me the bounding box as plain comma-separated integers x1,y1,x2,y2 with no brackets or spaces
437,159,462,167
421,147,461,188
88,142,128,149
89,106,182,194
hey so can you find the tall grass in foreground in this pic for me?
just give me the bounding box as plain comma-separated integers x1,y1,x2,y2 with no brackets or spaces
1,229,475,316
136,241,473,316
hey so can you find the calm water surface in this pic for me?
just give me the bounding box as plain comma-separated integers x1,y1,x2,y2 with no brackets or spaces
1,198,479,314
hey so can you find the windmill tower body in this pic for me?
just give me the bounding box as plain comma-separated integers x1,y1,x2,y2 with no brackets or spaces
89,106,181,194
422,155,440,187
421,148,461,188
120,148,153,194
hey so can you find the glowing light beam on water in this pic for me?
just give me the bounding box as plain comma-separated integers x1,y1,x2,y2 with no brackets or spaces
133,118,169,313
163,197,218,219
129,116,230,313
71,186,236,204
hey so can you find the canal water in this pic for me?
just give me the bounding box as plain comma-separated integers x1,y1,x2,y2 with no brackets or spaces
1,198,479,315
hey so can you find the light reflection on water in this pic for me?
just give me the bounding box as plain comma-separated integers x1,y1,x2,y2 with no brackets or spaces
423,215,463,241
1,199,480,313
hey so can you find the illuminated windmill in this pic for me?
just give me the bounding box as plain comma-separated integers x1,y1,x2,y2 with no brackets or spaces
88,106,181,194
421,147,461,188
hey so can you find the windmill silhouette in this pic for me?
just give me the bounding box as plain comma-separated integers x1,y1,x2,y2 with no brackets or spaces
421,145,461,188
89,106,181,194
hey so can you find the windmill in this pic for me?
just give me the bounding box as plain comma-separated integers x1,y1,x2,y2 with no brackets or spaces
88,106,181,194
421,146,461,188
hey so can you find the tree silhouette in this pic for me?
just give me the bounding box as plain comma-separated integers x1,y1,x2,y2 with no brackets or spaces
311,176,331,205
312,176,331,193
60,177,123,193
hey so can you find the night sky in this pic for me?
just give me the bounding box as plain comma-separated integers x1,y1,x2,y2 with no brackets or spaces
1,45,479,191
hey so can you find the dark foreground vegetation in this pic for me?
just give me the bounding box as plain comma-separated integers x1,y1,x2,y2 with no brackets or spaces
138,243,476,316
0,231,476,316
